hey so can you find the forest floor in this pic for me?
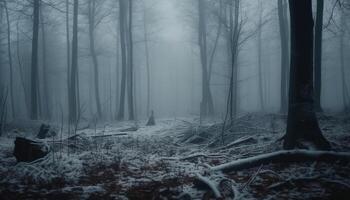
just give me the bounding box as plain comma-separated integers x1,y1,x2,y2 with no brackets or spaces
0,113,350,199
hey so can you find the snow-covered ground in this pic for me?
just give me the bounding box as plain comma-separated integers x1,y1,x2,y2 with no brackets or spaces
0,114,349,199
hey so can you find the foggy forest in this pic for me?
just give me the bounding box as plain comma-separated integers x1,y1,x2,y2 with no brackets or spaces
0,0,350,199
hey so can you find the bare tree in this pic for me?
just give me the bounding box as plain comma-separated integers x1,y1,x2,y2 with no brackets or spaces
30,0,40,120
143,0,151,117
40,3,51,119
283,0,330,150
339,8,349,110
117,0,127,120
88,0,102,118
314,0,324,112
4,1,15,119
278,0,289,114
257,0,264,111
127,0,135,120
197,0,215,119
69,0,79,124
117,0,134,121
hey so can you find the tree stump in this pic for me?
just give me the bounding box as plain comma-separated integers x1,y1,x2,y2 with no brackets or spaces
37,124,56,139
13,137,49,162
146,110,155,126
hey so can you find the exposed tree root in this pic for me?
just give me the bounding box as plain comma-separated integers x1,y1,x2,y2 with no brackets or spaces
210,150,350,172
194,173,222,198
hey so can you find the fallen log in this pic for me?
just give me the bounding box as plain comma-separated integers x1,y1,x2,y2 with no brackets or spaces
218,136,257,150
13,137,50,162
211,150,350,173
119,126,138,132
91,133,128,138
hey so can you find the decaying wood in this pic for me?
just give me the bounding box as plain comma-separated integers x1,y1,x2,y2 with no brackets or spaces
13,137,50,162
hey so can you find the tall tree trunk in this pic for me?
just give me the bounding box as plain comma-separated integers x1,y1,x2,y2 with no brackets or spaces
4,1,15,119
198,0,214,118
30,0,40,120
143,2,151,117
69,0,78,124
314,0,324,112
88,0,102,118
340,10,349,110
40,5,50,119
115,20,121,119
257,0,264,111
16,21,30,114
278,0,289,114
66,0,71,118
117,0,127,120
227,0,240,121
283,0,330,150
127,0,135,120
115,19,120,119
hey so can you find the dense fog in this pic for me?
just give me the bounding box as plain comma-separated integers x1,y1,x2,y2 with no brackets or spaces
0,0,350,199
0,0,348,123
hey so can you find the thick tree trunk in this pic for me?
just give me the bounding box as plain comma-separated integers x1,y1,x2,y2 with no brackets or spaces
283,0,330,150
88,0,102,118
30,0,40,120
69,0,79,124
314,0,324,112
278,0,289,114
4,1,15,119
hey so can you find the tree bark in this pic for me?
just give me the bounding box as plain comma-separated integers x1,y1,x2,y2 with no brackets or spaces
30,0,40,120
340,10,349,111
227,0,240,121
66,0,71,120
117,0,127,120
40,5,51,119
16,21,30,113
69,0,79,124
4,1,15,119
143,2,151,117
198,0,214,118
88,0,102,118
314,0,324,112
283,0,330,150
257,0,264,111
127,0,135,120
278,0,289,114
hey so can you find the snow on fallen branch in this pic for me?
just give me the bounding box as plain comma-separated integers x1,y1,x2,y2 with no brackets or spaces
91,133,128,138
160,153,227,161
211,150,350,172
217,136,257,150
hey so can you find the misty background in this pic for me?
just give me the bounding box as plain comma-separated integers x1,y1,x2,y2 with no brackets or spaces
0,0,349,123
